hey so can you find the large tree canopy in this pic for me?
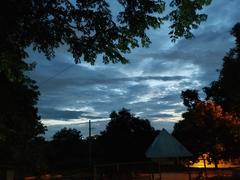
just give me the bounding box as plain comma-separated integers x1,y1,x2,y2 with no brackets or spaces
173,99,239,167
50,128,84,170
204,23,240,115
173,24,240,166
100,108,157,162
0,72,46,175
0,0,212,79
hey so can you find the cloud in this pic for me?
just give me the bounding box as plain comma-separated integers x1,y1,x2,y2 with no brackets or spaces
43,118,110,140
27,0,240,138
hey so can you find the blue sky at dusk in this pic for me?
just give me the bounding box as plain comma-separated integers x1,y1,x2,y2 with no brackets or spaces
28,0,240,139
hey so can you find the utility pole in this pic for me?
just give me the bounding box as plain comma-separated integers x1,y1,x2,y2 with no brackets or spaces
89,120,92,166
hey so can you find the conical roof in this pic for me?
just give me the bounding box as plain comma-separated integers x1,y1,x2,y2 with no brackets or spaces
146,129,192,158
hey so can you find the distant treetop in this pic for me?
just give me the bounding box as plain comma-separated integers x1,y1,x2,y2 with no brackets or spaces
52,127,83,142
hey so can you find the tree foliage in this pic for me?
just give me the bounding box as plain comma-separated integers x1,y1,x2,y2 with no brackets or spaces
52,127,82,142
0,0,212,79
204,23,240,115
173,99,239,166
0,73,46,175
100,108,157,162
173,23,240,165
50,128,84,170
181,89,200,109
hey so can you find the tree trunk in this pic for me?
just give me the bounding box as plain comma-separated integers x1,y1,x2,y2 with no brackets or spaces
214,159,218,169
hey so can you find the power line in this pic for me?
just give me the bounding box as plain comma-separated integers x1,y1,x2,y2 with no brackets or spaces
38,63,75,87
42,119,110,126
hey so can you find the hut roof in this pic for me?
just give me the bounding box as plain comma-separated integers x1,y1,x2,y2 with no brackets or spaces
146,129,192,159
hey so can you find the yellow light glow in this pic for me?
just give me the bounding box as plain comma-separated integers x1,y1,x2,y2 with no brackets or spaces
190,159,240,168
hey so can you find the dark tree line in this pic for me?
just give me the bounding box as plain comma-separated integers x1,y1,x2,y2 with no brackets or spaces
47,108,158,172
0,105,158,176
100,108,158,163
173,23,240,168
0,73,46,177
47,128,87,171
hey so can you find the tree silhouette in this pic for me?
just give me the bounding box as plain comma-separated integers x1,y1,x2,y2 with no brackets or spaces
0,73,46,176
0,0,212,79
173,99,239,168
204,23,240,116
50,128,84,170
52,127,83,142
100,108,157,163
181,89,200,109
173,23,240,165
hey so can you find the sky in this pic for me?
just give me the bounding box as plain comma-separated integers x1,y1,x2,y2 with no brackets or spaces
28,0,240,139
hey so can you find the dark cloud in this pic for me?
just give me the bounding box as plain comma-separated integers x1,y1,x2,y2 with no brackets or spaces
148,113,175,118
39,107,108,121
27,0,240,137
39,108,83,120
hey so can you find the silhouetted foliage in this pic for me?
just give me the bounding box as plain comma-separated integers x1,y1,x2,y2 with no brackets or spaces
181,89,200,109
0,0,212,79
173,100,239,168
53,127,82,142
50,128,86,170
100,108,157,163
173,24,240,166
0,73,46,176
204,23,240,116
